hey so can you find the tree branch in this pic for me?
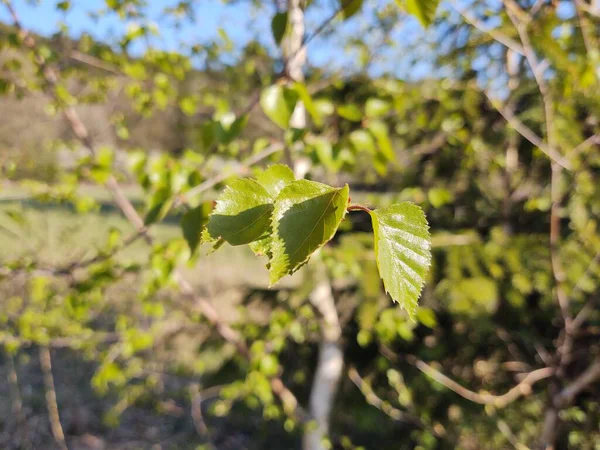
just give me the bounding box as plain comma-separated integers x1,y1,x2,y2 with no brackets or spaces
410,357,554,408
484,93,571,170
451,2,525,55
554,358,600,408
39,347,69,450
348,366,424,427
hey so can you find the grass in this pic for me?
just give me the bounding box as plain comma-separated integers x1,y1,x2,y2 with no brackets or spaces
0,198,302,290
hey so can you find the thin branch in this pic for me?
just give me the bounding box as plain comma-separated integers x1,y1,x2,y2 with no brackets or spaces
451,3,525,55
7,354,29,448
348,366,424,427
573,0,597,58
39,347,69,450
550,164,571,325
572,133,600,160
68,50,122,75
554,358,600,408
484,93,571,170
347,204,372,214
410,357,554,408
190,383,216,449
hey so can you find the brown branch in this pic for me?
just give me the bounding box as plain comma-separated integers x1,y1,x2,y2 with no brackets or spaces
68,50,122,75
554,358,600,408
484,93,571,170
7,354,29,448
348,366,424,428
451,3,525,55
190,383,216,449
39,347,69,450
410,357,554,408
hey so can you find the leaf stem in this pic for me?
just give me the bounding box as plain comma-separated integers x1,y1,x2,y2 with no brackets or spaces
347,204,372,214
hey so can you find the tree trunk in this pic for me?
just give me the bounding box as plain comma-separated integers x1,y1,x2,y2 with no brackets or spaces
284,0,310,179
303,272,344,450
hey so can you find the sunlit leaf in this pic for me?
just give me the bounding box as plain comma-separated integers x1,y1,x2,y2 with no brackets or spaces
203,179,274,246
260,85,298,129
337,103,362,122
398,0,440,27
271,12,288,46
269,180,350,285
181,203,211,255
370,203,431,319
340,0,363,19
256,164,295,197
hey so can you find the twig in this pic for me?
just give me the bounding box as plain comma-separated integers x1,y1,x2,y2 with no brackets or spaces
68,50,122,75
410,357,554,408
7,354,30,449
451,2,525,55
348,366,424,427
190,383,216,449
39,347,69,450
484,93,571,170
554,358,600,408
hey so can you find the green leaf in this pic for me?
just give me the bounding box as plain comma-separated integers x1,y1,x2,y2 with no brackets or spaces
399,0,440,27
144,187,173,226
181,203,211,255
368,120,395,161
249,237,272,257
428,187,453,208
260,85,299,129
271,12,288,46
179,96,197,116
349,129,377,154
256,165,295,197
293,82,322,126
269,180,349,285
337,103,362,122
365,98,391,118
340,0,363,19
203,179,274,246
369,203,431,319
314,99,335,118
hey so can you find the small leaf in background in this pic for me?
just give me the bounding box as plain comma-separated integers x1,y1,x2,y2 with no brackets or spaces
292,82,322,126
310,137,341,172
365,98,391,118
367,120,395,161
260,85,298,129
370,203,431,319
144,186,173,226
271,12,288,46
178,96,197,116
340,0,364,19
428,187,454,208
349,129,377,154
181,202,211,255
313,99,335,118
269,180,349,285
337,103,362,122
203,179,274,246
256,164,295,197
397,0,440,27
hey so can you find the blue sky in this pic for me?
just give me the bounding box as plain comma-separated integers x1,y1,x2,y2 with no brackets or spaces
0,0,437,78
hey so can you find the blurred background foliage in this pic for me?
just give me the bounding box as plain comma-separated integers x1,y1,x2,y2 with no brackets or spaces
0,0,599,449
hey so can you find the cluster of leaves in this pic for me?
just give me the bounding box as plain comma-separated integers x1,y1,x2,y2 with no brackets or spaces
193,164,431,318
